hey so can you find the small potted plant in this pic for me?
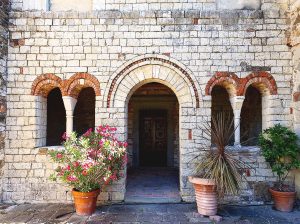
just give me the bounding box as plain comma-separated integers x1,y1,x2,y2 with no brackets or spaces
259,124,300,212
189,113,250,216
48,125,127,216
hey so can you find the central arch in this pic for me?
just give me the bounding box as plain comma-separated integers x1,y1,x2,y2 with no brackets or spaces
106,55,200,109
105,56,199,203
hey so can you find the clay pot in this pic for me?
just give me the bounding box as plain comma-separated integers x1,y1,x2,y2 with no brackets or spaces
72,188,100,216
189,176,217,216
269,188,296,212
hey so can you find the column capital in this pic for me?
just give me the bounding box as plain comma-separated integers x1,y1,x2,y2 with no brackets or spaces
230,96,245,111
62,96,77,115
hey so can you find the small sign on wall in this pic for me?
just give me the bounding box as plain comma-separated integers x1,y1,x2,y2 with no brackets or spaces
217,0,261,10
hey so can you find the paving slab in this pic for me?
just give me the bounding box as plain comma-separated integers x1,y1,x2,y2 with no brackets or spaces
0,203,299,223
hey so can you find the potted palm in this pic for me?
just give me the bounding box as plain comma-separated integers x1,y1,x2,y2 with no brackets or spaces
259,124,300,212
189,113,250,216
48,125,127,216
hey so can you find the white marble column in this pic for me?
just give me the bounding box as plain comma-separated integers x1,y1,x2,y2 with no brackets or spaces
230,96,245,147
62,96,77,136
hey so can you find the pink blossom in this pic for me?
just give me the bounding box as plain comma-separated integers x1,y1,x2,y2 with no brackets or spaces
56,153,63,159
67,175,78,182
82,170,88,176
83,128,93,137
82,162,94,170
111,173,117,181
73,161,80,167
99,139,104,147
66,165,71,171
88,149,97,159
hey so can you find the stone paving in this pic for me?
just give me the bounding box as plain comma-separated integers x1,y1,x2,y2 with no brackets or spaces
0,202,300,224
125,168,181,203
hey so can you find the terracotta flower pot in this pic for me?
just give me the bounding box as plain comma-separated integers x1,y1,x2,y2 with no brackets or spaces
269,188,296,212
72,188,100,216
189,176,217,216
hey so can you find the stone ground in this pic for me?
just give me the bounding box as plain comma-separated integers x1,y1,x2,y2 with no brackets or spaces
125,168,181,203
0,203,300,224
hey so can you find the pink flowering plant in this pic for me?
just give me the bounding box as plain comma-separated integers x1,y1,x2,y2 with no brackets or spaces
48,125,127,192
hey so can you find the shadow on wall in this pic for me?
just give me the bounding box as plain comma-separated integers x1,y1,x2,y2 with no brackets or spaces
217,0,261,10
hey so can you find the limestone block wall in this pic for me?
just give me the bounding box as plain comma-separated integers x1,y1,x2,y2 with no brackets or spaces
3,5,295,203
0,0,9,201
290,0,300,198
10,0,289,12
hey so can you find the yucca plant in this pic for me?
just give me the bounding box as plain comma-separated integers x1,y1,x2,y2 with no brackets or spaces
194,113,251,198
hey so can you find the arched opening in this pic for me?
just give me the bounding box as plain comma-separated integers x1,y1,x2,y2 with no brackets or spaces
73,87,96,136
211,86,234,145
125,82,180,203
241,85,262,146
46,88,66,146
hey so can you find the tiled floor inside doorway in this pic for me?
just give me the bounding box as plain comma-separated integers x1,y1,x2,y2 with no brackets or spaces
125,167,181,203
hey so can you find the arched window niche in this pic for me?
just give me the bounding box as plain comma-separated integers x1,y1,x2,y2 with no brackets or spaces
211,85,234,146
241,85,262,146
46,88,66,146
73,87,96,136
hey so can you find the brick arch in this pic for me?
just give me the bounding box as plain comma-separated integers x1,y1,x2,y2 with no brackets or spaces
205,71,278,97
106,55,200,108
205,72,240,97
241,72,277,96
65,73,101,99
110,65,195,108
31,74,64,97
107,55,200,108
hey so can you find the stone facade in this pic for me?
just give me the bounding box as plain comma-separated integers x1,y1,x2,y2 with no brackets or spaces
290,0,300,198
0,0,9,202
1,0,299,203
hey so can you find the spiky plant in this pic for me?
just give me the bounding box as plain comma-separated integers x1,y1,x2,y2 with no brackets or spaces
195,113,251,199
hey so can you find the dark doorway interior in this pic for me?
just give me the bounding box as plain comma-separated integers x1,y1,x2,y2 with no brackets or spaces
127,82,179,168
125,82,181,203
139,109,168,167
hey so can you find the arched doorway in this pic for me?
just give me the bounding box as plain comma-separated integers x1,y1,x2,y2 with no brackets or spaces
125,82,181,203
104,56,200,203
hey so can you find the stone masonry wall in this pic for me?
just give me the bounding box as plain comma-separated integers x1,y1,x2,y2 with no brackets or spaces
3,3,295,203
10,0,291,12
290,0,300,198
0,0,9,202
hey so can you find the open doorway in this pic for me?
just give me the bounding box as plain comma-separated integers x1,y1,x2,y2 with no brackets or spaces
125,82,181,203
